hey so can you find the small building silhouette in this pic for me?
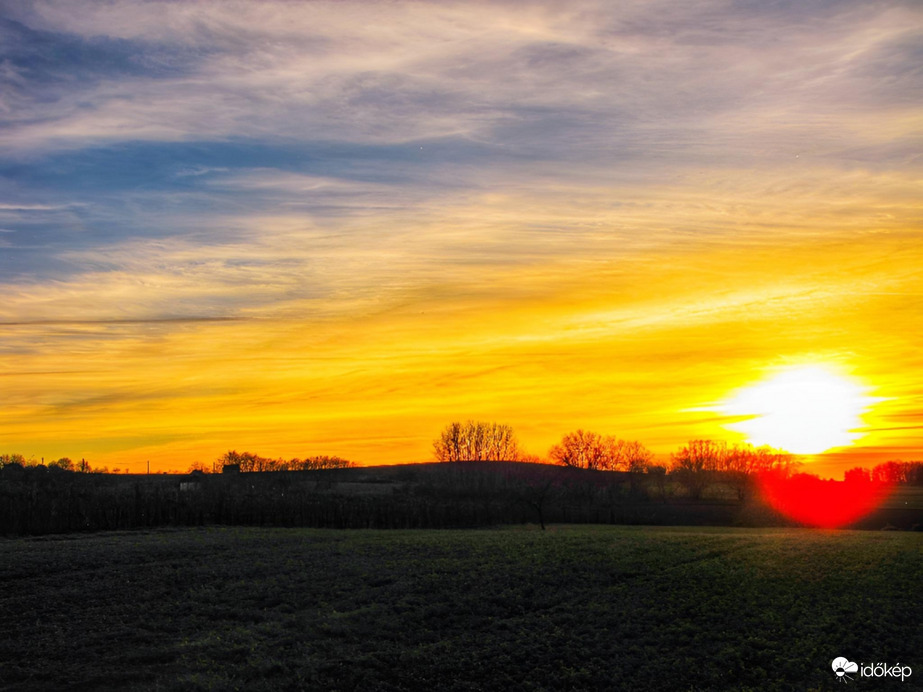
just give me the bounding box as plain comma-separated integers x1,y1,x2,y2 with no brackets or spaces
179,469,205,492
0,462,25,479
222,464,241,474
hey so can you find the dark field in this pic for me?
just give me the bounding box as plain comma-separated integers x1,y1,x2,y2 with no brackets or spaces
1,526,920,691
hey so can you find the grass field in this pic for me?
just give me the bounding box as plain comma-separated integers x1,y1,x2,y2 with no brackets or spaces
1,526,920,691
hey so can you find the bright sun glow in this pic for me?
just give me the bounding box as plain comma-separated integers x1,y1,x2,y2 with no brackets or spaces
721,366,875,455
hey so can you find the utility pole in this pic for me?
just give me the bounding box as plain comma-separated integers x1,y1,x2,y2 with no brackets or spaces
147,460,150,475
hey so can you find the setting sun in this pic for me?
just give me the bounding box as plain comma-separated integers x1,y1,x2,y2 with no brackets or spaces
721,366,877,455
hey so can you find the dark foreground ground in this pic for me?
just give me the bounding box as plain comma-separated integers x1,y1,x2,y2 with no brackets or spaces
1,525,920,691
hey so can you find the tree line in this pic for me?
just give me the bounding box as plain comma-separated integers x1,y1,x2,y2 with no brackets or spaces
0,457,751,536
193,451,355,473
429,420,923,501
2,426,921,535
5,423,923,489
844,460,923,485
432,420,795,491
0,454,103,473
433,421,661,472
669,439,798,499
0,452,353,475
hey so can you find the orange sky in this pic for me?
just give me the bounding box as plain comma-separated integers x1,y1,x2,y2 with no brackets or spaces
1,1,921,478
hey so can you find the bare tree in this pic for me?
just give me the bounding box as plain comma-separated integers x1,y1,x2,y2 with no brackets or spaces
48,457,74,471
505,464,562,530
218,450,274,472
292,455,354,470
218,451,354,472
623,440,655,472
549,431,653,472
844,466,871,483
727,444,797,498
436,422,464,461
0,453,27,470
872,460,910,484
670,440,727,499
646,464,669,501
549,430,606,469
433,421,520,461
671,441,796,500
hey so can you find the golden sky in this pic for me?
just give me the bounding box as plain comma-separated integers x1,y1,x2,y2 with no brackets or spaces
1,1,921,477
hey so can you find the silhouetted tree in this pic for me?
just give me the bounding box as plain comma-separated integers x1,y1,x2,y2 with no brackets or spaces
505,464,562,530
872,460,911,484
624,441,655,494
625,440,655,472
719,444,795,500
844,466,872,484
283,455,353,470
670,440,727,499
48,457,74,471
845,461,923,486
219,450,269,472
217,451,354,472
646,464,669,501
0,453,27,469
433,421,520,461
906,462,923,485
549,431,653,471
187,460,213,474
549,430,604,469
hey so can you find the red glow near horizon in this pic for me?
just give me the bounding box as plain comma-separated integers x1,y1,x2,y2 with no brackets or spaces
758,473,893,528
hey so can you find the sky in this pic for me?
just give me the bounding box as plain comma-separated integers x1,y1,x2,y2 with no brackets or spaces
1,0,921,477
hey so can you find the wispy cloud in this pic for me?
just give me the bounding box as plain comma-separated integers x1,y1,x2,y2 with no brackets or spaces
0,202,83,210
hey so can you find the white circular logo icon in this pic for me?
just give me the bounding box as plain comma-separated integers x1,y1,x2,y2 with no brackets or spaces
832,657,859,682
